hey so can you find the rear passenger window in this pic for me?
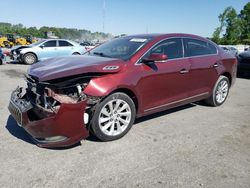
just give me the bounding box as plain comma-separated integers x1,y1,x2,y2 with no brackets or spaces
149,38,183,59
59,41,73,47
184,38,217,57
208,43,217,54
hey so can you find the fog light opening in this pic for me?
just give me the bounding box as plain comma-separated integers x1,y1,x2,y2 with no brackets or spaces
84,113,89,124
36,136,67,143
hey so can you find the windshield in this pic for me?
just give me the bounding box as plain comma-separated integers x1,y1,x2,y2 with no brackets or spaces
29,40,46,47
88,36,152,60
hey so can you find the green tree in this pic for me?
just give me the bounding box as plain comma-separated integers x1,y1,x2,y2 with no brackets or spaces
212,2,250,44
0,22,112,41
223,7,241,44
211,7,231,44
239,2,250,44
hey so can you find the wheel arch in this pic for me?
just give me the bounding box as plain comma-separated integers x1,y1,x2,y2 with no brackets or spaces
108,88,139,113
23,51,38,60
221,72,232,86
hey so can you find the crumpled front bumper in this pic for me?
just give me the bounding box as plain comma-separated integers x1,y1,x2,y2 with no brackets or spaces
8,87,89,148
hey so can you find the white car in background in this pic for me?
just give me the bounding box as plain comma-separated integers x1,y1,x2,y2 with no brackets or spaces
220,46,238,56
11,39,86,64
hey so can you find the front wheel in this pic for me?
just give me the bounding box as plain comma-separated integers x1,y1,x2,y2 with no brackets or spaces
90,92,136,141
23,53,37,65
205,75,230,106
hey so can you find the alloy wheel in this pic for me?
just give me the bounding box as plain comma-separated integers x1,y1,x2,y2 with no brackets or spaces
98,99,132,136
25,54,36,64
215,80,229,104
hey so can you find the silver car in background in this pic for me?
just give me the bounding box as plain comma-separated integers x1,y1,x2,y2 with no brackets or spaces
220,46,238,56
12,39,86,64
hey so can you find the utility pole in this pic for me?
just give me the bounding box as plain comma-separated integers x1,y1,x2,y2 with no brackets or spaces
102,0,106,33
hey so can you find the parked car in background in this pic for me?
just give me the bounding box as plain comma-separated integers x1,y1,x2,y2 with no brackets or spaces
10,39,86,64
80,41,96,51
8,33,237,148
80,41,91,46
237,50,250,74
220,46,238,56
0,48,4,65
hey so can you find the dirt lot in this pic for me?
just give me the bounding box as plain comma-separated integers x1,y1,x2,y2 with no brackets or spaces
0,63,250,188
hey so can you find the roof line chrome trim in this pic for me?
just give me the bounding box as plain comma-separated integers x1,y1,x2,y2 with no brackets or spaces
144,92,209,112
135,37,218,65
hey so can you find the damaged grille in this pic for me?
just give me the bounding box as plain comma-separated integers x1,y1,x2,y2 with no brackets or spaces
8,101,22,125
26,75,48,108
24,73,102,113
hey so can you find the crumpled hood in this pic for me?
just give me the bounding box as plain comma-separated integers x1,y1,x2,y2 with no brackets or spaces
28,55,125,81
11,45,30,52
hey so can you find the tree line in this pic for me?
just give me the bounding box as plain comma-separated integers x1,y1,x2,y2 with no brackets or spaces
0,22,112,41
211,2,250,45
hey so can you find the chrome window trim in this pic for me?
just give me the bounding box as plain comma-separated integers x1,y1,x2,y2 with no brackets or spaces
144,92,209,112
135,37,218,65
183,37,218,58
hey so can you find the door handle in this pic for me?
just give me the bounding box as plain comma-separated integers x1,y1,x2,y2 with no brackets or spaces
180,69,189,74
213,63,219,67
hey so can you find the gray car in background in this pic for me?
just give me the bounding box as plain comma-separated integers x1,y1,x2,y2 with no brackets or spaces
11,39,86,64
221,46,238,56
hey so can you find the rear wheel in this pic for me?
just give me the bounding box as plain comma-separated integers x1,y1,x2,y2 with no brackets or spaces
205,75,230,106
90,92,136,141
23,53,37,65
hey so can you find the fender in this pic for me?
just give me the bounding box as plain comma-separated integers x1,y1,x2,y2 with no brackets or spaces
83,74,137,97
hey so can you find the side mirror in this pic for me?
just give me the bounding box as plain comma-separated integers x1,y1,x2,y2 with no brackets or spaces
142,53,168,63
40,44,45,49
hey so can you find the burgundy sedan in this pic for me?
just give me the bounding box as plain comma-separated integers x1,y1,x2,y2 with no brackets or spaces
8,33,237,148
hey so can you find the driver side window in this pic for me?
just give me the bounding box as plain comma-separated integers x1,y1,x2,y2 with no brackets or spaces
42,40,57,48
146,38,183,60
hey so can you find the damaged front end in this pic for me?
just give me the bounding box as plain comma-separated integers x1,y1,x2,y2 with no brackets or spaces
8,74,102,148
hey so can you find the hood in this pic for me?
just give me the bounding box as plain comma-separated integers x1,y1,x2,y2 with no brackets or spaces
28,55,125,81
11,45,30,52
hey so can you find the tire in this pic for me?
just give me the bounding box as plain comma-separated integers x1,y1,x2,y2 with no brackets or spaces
0,59,2,65
205,75,230,106
23,53,37,65
90,92,136,141
72,52,80,55
4,42,10,48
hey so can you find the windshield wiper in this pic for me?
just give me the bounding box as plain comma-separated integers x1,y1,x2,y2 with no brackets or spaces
93,52,112,58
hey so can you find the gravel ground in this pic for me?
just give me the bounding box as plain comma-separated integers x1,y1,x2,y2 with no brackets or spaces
0,63,250,188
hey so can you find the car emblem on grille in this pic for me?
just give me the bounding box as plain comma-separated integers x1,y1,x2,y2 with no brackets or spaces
103,66,119,70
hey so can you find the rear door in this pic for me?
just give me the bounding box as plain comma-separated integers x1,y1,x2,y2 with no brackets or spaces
183,38,219,96
58,40,74,56
137,38,191,112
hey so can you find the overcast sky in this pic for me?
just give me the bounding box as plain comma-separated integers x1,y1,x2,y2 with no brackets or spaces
0,0,248,37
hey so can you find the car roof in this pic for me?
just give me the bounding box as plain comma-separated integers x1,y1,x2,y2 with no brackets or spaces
44,39,68,41
126,33,208,40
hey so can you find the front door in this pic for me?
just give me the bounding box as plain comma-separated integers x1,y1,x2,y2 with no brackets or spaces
137,38,191,112
38,40,58,60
